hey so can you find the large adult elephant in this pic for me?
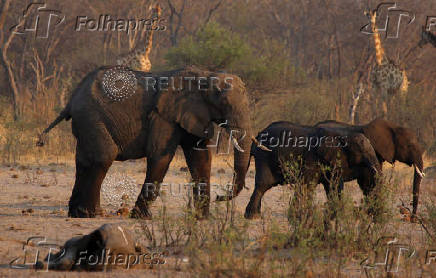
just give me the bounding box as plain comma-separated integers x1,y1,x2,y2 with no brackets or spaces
244,121,381,219
316,118,425,216
38,66,252,219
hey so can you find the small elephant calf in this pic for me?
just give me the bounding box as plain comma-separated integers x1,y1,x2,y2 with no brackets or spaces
36,223,163,271
245,121,381,219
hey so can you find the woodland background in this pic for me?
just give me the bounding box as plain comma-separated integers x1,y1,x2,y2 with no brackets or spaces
0,0,435,162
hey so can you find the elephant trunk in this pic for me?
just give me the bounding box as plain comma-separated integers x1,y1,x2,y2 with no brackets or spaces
412,155,424,215
216,120,252,201
361,141,382,175
231,126,252,199
367,154,382,174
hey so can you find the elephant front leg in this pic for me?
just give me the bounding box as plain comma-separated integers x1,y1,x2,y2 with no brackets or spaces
131,154,175,219
321,179,344,222
182,140,212,219
357,170,379,216
357,169,376,197
322,179,344,201
68,159,113,218
245,161,280,219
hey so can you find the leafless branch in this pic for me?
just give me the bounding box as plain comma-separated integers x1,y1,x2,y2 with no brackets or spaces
0,0,11,44
204,0,224,25
167,0,186,46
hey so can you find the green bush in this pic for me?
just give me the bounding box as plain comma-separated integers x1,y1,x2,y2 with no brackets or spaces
165,21,250,70
283,88,336,125
165,22,294,88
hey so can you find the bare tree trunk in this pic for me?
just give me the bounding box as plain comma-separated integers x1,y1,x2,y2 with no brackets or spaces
167,0,186,46
348,44,374,124
349,82,364,124
1,52,21,119
333,20,341,78
0,0,10,43
0,0,22,119
103,33,112,64
117,31,121,54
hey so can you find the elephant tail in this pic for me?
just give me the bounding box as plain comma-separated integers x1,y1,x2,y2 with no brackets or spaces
36,104,71,147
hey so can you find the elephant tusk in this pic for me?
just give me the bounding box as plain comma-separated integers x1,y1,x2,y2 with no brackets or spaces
258,144,272,152
415,165,425,178
251,136,272,152
251,136,260,145
231,137,244,152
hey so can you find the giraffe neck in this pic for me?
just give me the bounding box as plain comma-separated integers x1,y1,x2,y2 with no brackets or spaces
115,4,161,71
371,11,386,65
139,4,161,72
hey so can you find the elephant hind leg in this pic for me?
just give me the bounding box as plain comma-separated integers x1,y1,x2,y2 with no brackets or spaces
69,147,116,218
68,117,119,218
244,182,276,219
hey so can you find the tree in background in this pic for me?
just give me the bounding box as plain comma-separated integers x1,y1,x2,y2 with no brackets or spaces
165,21,291,88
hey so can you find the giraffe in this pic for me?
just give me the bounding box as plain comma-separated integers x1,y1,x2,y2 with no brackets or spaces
116,3,161,72
368,10,408,116
369,10,406,94
371,10,385,66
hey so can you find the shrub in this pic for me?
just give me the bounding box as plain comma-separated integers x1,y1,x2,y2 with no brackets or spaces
165,22,294,88
165,21,250,71
281,156,395,267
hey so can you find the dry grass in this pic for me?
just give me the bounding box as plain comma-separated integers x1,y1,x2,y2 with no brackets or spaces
0,94,435,277
0,150,434,277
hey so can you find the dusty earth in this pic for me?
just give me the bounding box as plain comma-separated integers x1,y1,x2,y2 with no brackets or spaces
0,152,435,277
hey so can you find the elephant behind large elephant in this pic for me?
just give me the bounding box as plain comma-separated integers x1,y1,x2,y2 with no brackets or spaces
244,121,381,219
316,118,425,216
38,66,253,219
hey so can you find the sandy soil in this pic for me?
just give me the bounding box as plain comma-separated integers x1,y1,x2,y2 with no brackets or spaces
0,153,434,277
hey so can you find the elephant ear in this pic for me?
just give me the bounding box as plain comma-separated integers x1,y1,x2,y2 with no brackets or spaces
313,128,346,167
155,80,214,139
391,127,422,164
363,119,395,163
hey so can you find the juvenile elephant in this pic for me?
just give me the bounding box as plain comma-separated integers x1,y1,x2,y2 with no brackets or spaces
38,66,252,219
316,118,425,216
36,224,143,271
244,121,381,219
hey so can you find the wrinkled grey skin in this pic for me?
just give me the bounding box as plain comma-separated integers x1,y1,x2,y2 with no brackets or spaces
316,118,424,216
37,224,137,271
244,121,381,219
38,66,252,219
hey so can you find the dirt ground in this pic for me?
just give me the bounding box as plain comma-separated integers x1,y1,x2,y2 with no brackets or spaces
0,153,435,277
